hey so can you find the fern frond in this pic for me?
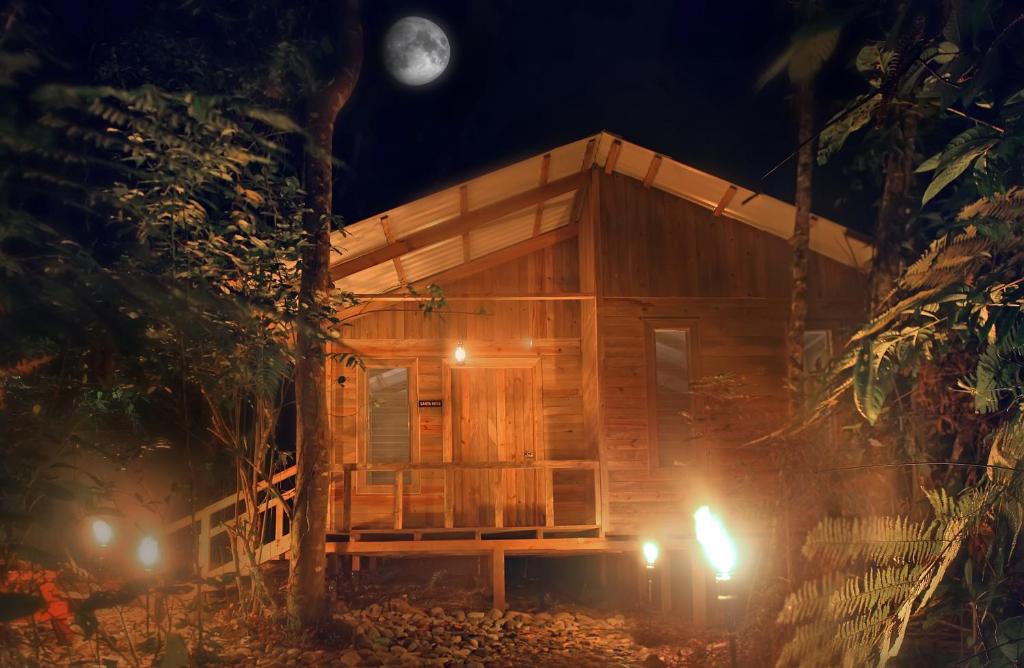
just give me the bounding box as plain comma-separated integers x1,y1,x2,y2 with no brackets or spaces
828,565,921,619
777,573,847,625
959,186,1024,221
802,516,943,567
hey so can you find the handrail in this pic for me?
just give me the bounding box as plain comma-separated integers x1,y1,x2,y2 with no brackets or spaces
165,464,298,534
332,459,598,472
165,457,602,575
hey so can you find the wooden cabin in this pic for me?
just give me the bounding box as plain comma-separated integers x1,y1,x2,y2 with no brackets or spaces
172,132,871,619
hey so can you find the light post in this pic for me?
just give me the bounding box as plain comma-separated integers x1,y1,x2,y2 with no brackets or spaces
137,536,159,639
641,540,659,604
88,518,114,664
694,506,739,668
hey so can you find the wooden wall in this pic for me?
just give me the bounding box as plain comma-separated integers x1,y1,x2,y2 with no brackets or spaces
592,172,867,537
329,238,592,530
327,169,869,539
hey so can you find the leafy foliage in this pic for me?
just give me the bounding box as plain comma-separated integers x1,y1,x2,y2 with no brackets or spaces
778,2,1024,666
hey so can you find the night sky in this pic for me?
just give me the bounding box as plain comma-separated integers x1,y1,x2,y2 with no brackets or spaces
336,1,873,233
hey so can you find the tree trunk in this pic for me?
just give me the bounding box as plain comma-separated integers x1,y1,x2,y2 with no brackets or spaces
288,0,362,631
786,82,815,416
870,110,920,310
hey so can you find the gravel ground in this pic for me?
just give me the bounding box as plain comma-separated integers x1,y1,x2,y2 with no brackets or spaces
3,588,733,667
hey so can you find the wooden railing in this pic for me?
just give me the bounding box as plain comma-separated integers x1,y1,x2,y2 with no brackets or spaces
167,458,602,576
164,465,297,577
333,459,601,533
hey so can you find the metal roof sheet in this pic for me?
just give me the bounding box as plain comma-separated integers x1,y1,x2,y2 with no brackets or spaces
331,132,872,295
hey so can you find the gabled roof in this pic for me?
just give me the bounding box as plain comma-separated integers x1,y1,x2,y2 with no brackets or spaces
329,131,873,296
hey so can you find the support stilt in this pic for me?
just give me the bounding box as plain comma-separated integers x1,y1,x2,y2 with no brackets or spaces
491,549,506,611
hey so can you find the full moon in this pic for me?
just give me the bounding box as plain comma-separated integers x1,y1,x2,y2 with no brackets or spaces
383,17,451,86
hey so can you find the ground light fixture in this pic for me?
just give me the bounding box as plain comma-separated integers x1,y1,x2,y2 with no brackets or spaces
90,518,114,549
694,505,739,668
642,540,660,603
693,505,737,581
453,342,467,364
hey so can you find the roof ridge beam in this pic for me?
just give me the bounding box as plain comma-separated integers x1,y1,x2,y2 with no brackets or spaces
330,171,587,281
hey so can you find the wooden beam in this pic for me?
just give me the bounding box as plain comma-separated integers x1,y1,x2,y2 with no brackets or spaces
581,137,598,171
660,553,673,613
338,223,578,321
459,185,471,261
713,185,738,217
333,459,598,473
491,548,506,611
325,536,695,556
348,293,590,302
531,153,551,236
342,467,353,532
691,543,707,629
544,469,555,527
604,139,622,175
379,216,409,285
443,470,454,528
494,470,504,528
642,154,663,188
331,172,586,281
393,474,403,530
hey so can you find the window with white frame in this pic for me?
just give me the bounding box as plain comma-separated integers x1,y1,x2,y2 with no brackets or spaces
653,328,693,467
366,367,412,486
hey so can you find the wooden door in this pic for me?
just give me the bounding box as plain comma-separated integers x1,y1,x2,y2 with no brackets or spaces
451,365,543,527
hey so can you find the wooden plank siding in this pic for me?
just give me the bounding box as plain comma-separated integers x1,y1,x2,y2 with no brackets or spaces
593,172,867,537
327,168,867,542
329,238,591,530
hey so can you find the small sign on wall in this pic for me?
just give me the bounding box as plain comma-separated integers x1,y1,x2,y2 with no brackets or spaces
418,399,443,408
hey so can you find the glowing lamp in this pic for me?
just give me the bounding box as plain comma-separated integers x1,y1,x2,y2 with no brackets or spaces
642,540,660,569
91,518,113,548
453,343,467,364
694,505,737,581
137,536,160,570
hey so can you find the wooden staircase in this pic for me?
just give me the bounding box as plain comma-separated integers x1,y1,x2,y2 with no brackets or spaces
164,465,296,577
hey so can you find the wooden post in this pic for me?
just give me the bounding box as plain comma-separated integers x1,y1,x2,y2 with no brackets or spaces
342,467,352,532
691,541,708,629
660,552,673,613
493,470,504,528
393,473,404,530
544,468,555,527
197,515,211,576
444,469,454,528
491,548,506,611
274,501,284,543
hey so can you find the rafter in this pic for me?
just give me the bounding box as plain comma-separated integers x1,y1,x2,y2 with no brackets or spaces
713,185,738,217
642,154,663,188
531,153,551,236
378,215,408,284
459,185,471,261
603,139,622,174
330,171,586,282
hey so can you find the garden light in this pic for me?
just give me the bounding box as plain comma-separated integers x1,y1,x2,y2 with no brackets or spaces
90,518,113,548
137,535,160,570
694,505,737,581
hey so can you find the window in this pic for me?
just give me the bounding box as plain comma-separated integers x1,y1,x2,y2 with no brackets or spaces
802,330,833,401
367,367,411,485
652,328,693,467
